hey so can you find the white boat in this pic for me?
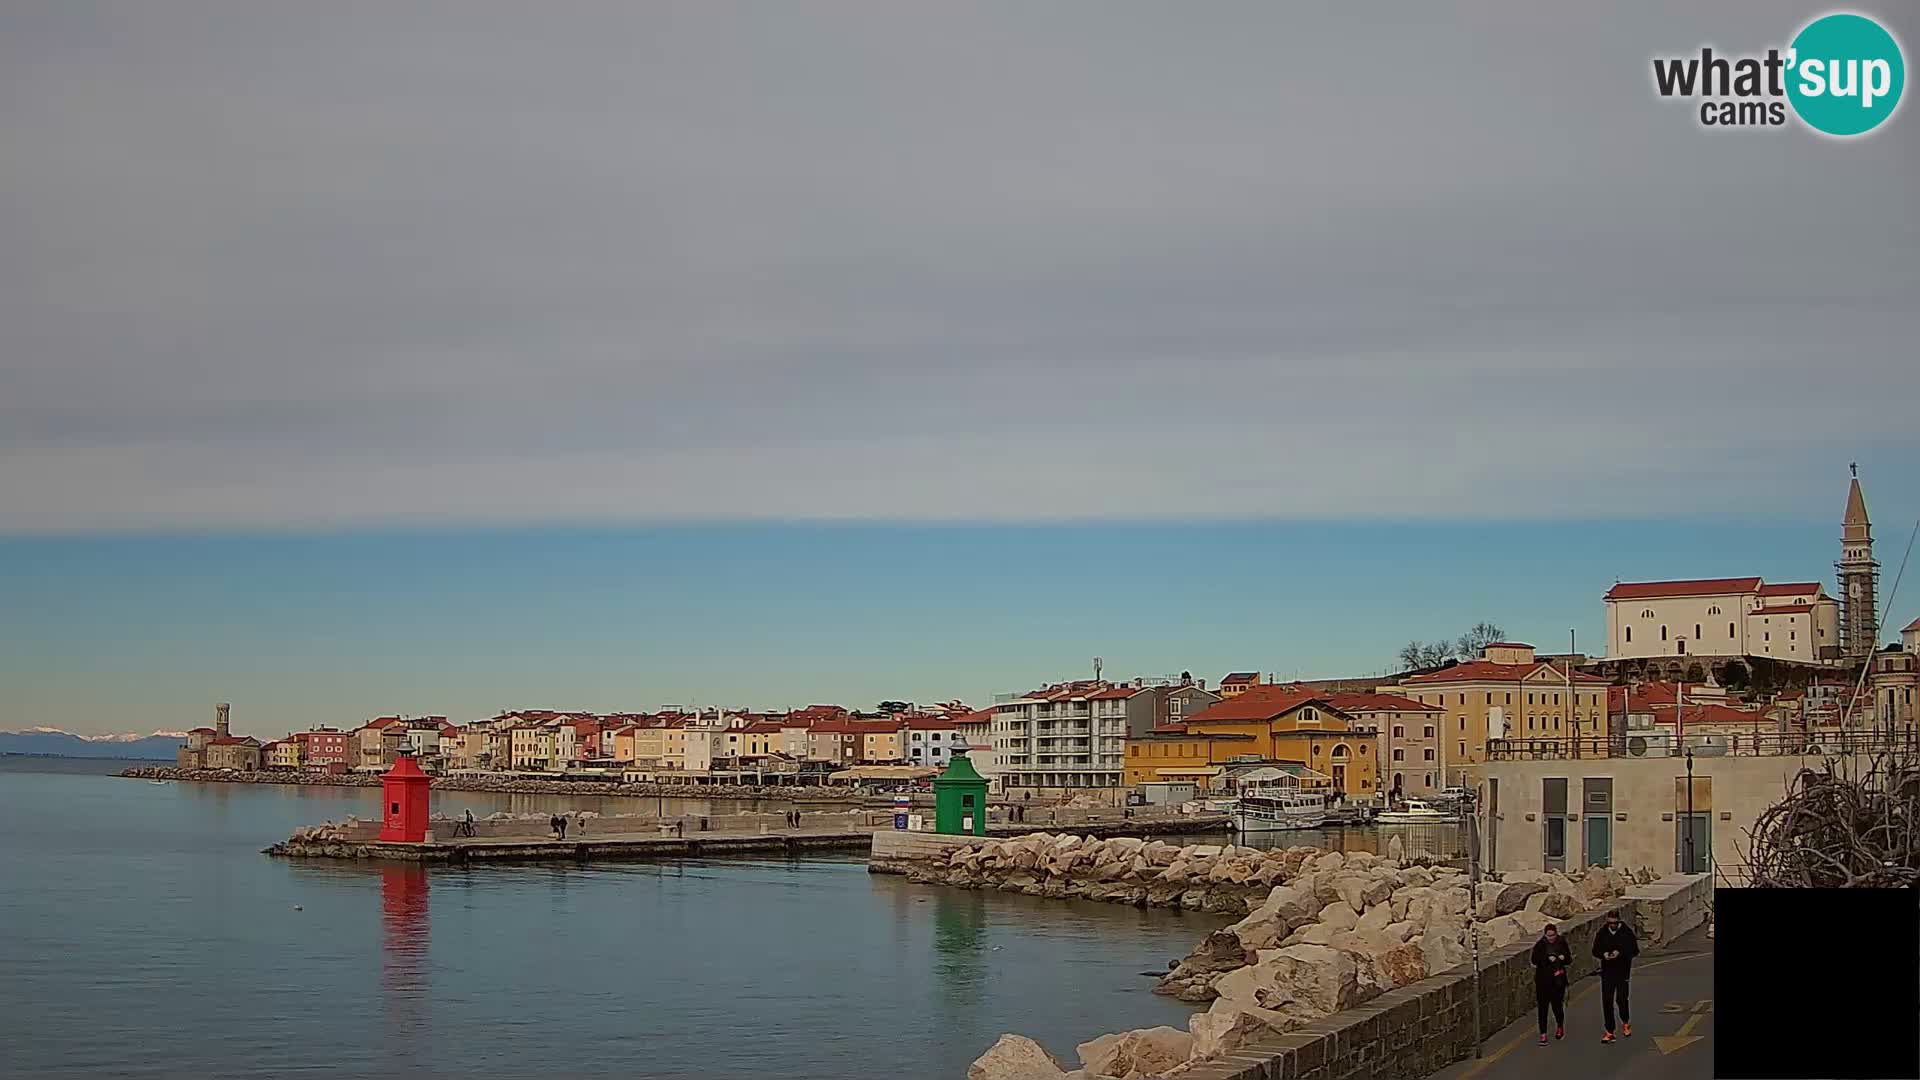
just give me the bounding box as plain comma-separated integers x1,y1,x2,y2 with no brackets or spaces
1375,799,1453,825
1229,786,1330,832
148,779,173,786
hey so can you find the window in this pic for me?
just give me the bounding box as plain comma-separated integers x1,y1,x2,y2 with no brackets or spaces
1458,693,1466,705
1529,693,1535,705
1393,748,1405,761
1424,748,1436,760
1642,608,1654,618
1486,693,1493,705
1392,725,1405,738
1729,622,1736,638
1458,740,1467,757
1661,625,1669,641
1505,693,1512,704
1694,624,1702,638
1625,626,1631,643
1459,717,1465,731
1424,725,1435,738
1708,605,1721,615
1425,773,1434,787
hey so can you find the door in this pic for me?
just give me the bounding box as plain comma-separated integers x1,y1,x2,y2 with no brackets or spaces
1677,813,1711,873
1544,815,1568,873
1584,815,1612,868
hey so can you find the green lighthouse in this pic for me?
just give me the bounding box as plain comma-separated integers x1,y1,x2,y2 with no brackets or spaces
932,751,989,836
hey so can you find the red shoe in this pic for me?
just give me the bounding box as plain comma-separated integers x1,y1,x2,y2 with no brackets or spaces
1556,1028,1565,1040
1622,1022,1632,1037
1601,1032,1615,1044
1539,1035,1550,1046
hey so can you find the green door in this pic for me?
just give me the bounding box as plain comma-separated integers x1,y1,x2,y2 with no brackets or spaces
1584,815,1611,868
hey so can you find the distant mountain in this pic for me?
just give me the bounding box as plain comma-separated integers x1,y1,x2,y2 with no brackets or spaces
0,727,186,760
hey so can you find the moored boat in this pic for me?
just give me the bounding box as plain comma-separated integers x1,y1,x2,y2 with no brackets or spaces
1228,786,1330,832
1375,798,1453,825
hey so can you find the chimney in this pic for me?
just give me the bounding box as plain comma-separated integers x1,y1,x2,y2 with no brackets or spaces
216,702,231,740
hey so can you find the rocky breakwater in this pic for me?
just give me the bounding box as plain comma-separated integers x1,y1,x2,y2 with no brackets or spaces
968,850,1656,1080
904,834,1311,914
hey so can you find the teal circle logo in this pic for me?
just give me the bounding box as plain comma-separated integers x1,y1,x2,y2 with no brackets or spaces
1787,13,1905,136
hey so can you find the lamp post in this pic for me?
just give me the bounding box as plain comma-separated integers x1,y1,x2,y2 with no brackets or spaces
1684,748,1696,874
1463,788,1484,1057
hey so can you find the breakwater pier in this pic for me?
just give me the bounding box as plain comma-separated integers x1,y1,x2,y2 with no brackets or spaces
268,813,1230,864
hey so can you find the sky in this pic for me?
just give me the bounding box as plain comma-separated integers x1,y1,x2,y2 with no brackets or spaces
1,3,1915,736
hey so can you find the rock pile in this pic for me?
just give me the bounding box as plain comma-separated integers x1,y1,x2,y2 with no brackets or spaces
905,834,1343,915
969,845,1650,1079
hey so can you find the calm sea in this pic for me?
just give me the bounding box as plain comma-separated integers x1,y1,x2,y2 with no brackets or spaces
0,756,1221,1080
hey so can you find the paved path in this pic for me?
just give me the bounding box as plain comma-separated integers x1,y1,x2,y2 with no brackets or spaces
1428,928,1715,1080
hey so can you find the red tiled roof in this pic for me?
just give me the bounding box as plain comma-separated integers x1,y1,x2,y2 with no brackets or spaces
902,715,964,730
209,736,259,746
1221,672,1260,683
952,708,994,725
1606,577,1762,600
1757,582,1821,596
1324,692,1439,713
1647,702,1769,726
1089,687,1143,701
1183,686,1328,723
743,721,786,734
187,727,216,735
1404,660,1608,685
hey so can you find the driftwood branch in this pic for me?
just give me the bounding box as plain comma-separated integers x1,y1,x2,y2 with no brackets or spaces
1743,735,1920,889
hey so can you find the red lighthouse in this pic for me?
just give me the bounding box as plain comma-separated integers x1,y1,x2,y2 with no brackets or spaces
378,754,432,843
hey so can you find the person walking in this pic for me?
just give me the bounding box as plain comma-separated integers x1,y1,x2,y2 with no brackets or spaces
1531,923,1572,1045
548,813,562,840
1593,909,1640,1042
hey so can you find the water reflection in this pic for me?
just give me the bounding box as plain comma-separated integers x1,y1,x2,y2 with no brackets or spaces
379,864,430,1068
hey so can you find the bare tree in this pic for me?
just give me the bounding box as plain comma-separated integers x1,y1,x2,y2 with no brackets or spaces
1743,738,1920,888
1455,621,1507,659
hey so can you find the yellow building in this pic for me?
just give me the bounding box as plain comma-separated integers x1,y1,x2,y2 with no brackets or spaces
858,723,904,764
266,739,303,770
509,725,546,770
1126,686,1378,798
631,723,688,770
1396,643,1611,784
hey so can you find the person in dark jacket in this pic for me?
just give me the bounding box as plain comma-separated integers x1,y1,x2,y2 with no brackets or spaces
1531,924,1573,1044
1592,909,1640,1042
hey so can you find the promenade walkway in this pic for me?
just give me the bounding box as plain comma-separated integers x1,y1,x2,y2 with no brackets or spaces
1428,927,1715,1080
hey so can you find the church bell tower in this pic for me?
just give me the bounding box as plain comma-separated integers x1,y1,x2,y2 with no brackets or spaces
1837,465,1879,661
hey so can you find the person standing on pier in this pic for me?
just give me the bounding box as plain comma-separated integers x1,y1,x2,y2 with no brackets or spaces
1531,923,1572,1045
1593,909,1639,1042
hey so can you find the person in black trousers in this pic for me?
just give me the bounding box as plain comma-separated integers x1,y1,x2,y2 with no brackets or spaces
1593,909,1640,1042
1531,924,1572,1045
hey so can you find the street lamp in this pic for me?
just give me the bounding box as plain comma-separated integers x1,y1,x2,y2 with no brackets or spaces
1461,788,1484,1058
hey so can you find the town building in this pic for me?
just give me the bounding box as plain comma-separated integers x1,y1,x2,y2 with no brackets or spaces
903,714,966,767
264,739,302,769
1473,733,1891,883
1603,577,1840,668
807,719,864,767
295,728,352,768
176,703,234,769
1326,691,1443,798
1218,672,1263,698
204,735,262,771
988,681,1138,796
1395,643,1610,785
1868,624,1918,732
1124,685,1379,799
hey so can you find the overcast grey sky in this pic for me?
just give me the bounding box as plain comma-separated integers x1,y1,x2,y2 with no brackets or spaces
3,2,1914,532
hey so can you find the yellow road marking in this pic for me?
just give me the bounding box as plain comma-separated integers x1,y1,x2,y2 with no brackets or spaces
1654,1011,1708,1054
1447,951,1710,1080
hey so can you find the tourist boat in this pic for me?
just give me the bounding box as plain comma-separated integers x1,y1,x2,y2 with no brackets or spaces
1228,787,1330,832
1375,799,1453,825
148,779,173,785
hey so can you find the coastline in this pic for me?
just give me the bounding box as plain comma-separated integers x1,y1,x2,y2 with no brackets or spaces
119,764,873,803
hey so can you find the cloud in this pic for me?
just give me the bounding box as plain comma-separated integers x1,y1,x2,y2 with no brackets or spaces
2,1,1915,532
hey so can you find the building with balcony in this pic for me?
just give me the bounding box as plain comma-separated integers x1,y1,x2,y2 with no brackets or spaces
1326,691,1443,798
989,680,1137,796
1124,685,1378,799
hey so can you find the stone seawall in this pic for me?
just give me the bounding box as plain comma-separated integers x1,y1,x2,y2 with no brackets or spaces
266,831,875,864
